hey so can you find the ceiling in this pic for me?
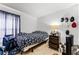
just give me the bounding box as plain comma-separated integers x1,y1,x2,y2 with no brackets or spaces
3,3,75,18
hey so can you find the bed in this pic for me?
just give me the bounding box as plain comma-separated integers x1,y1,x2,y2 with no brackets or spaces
15,31,49,54
3,31,48,55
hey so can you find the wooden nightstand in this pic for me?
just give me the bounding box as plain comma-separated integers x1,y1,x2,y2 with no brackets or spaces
49,34,59,51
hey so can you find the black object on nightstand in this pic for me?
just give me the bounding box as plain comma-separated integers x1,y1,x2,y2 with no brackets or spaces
49,33,59,51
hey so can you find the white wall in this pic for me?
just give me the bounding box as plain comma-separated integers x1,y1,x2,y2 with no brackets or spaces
37,4,79,45
21,13,37,33
0,4,37,46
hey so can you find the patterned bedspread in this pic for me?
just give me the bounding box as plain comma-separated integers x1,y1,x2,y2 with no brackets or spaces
16,31,48,50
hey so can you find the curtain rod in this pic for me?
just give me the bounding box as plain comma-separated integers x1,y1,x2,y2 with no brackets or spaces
0,10,20,16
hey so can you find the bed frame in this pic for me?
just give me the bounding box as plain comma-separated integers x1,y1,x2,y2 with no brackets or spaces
20,38,48,55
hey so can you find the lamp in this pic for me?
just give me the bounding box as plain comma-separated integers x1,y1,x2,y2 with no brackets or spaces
50,23,60,33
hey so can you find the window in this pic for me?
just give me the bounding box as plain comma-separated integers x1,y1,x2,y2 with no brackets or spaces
0,11,5,41
6,14,13,35
0,10,20,40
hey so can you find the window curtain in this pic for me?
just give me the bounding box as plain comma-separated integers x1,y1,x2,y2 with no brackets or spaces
0,11,5,45
6,14,13,35
6,14,20,36
0,11,20,43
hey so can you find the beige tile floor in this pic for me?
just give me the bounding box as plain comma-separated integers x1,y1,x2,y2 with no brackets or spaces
21,42,62,55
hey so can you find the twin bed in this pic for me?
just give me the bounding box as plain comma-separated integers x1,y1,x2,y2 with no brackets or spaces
6,31,49,55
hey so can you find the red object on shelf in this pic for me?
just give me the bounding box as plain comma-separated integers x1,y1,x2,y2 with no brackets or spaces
71,22,77,28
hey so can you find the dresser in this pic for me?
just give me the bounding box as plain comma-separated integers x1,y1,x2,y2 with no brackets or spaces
49,33,59,51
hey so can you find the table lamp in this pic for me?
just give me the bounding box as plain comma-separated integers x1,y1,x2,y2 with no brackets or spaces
50,23,60,33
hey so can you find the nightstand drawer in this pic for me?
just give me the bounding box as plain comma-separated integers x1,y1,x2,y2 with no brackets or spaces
49,42,59,50
49,36,59,38
49,39,59,44
49,37,58,39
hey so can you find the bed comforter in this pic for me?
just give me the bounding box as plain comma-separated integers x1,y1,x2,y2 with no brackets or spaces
16,31,48,50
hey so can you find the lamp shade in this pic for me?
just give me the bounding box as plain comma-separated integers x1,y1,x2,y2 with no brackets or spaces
50,24,60,32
